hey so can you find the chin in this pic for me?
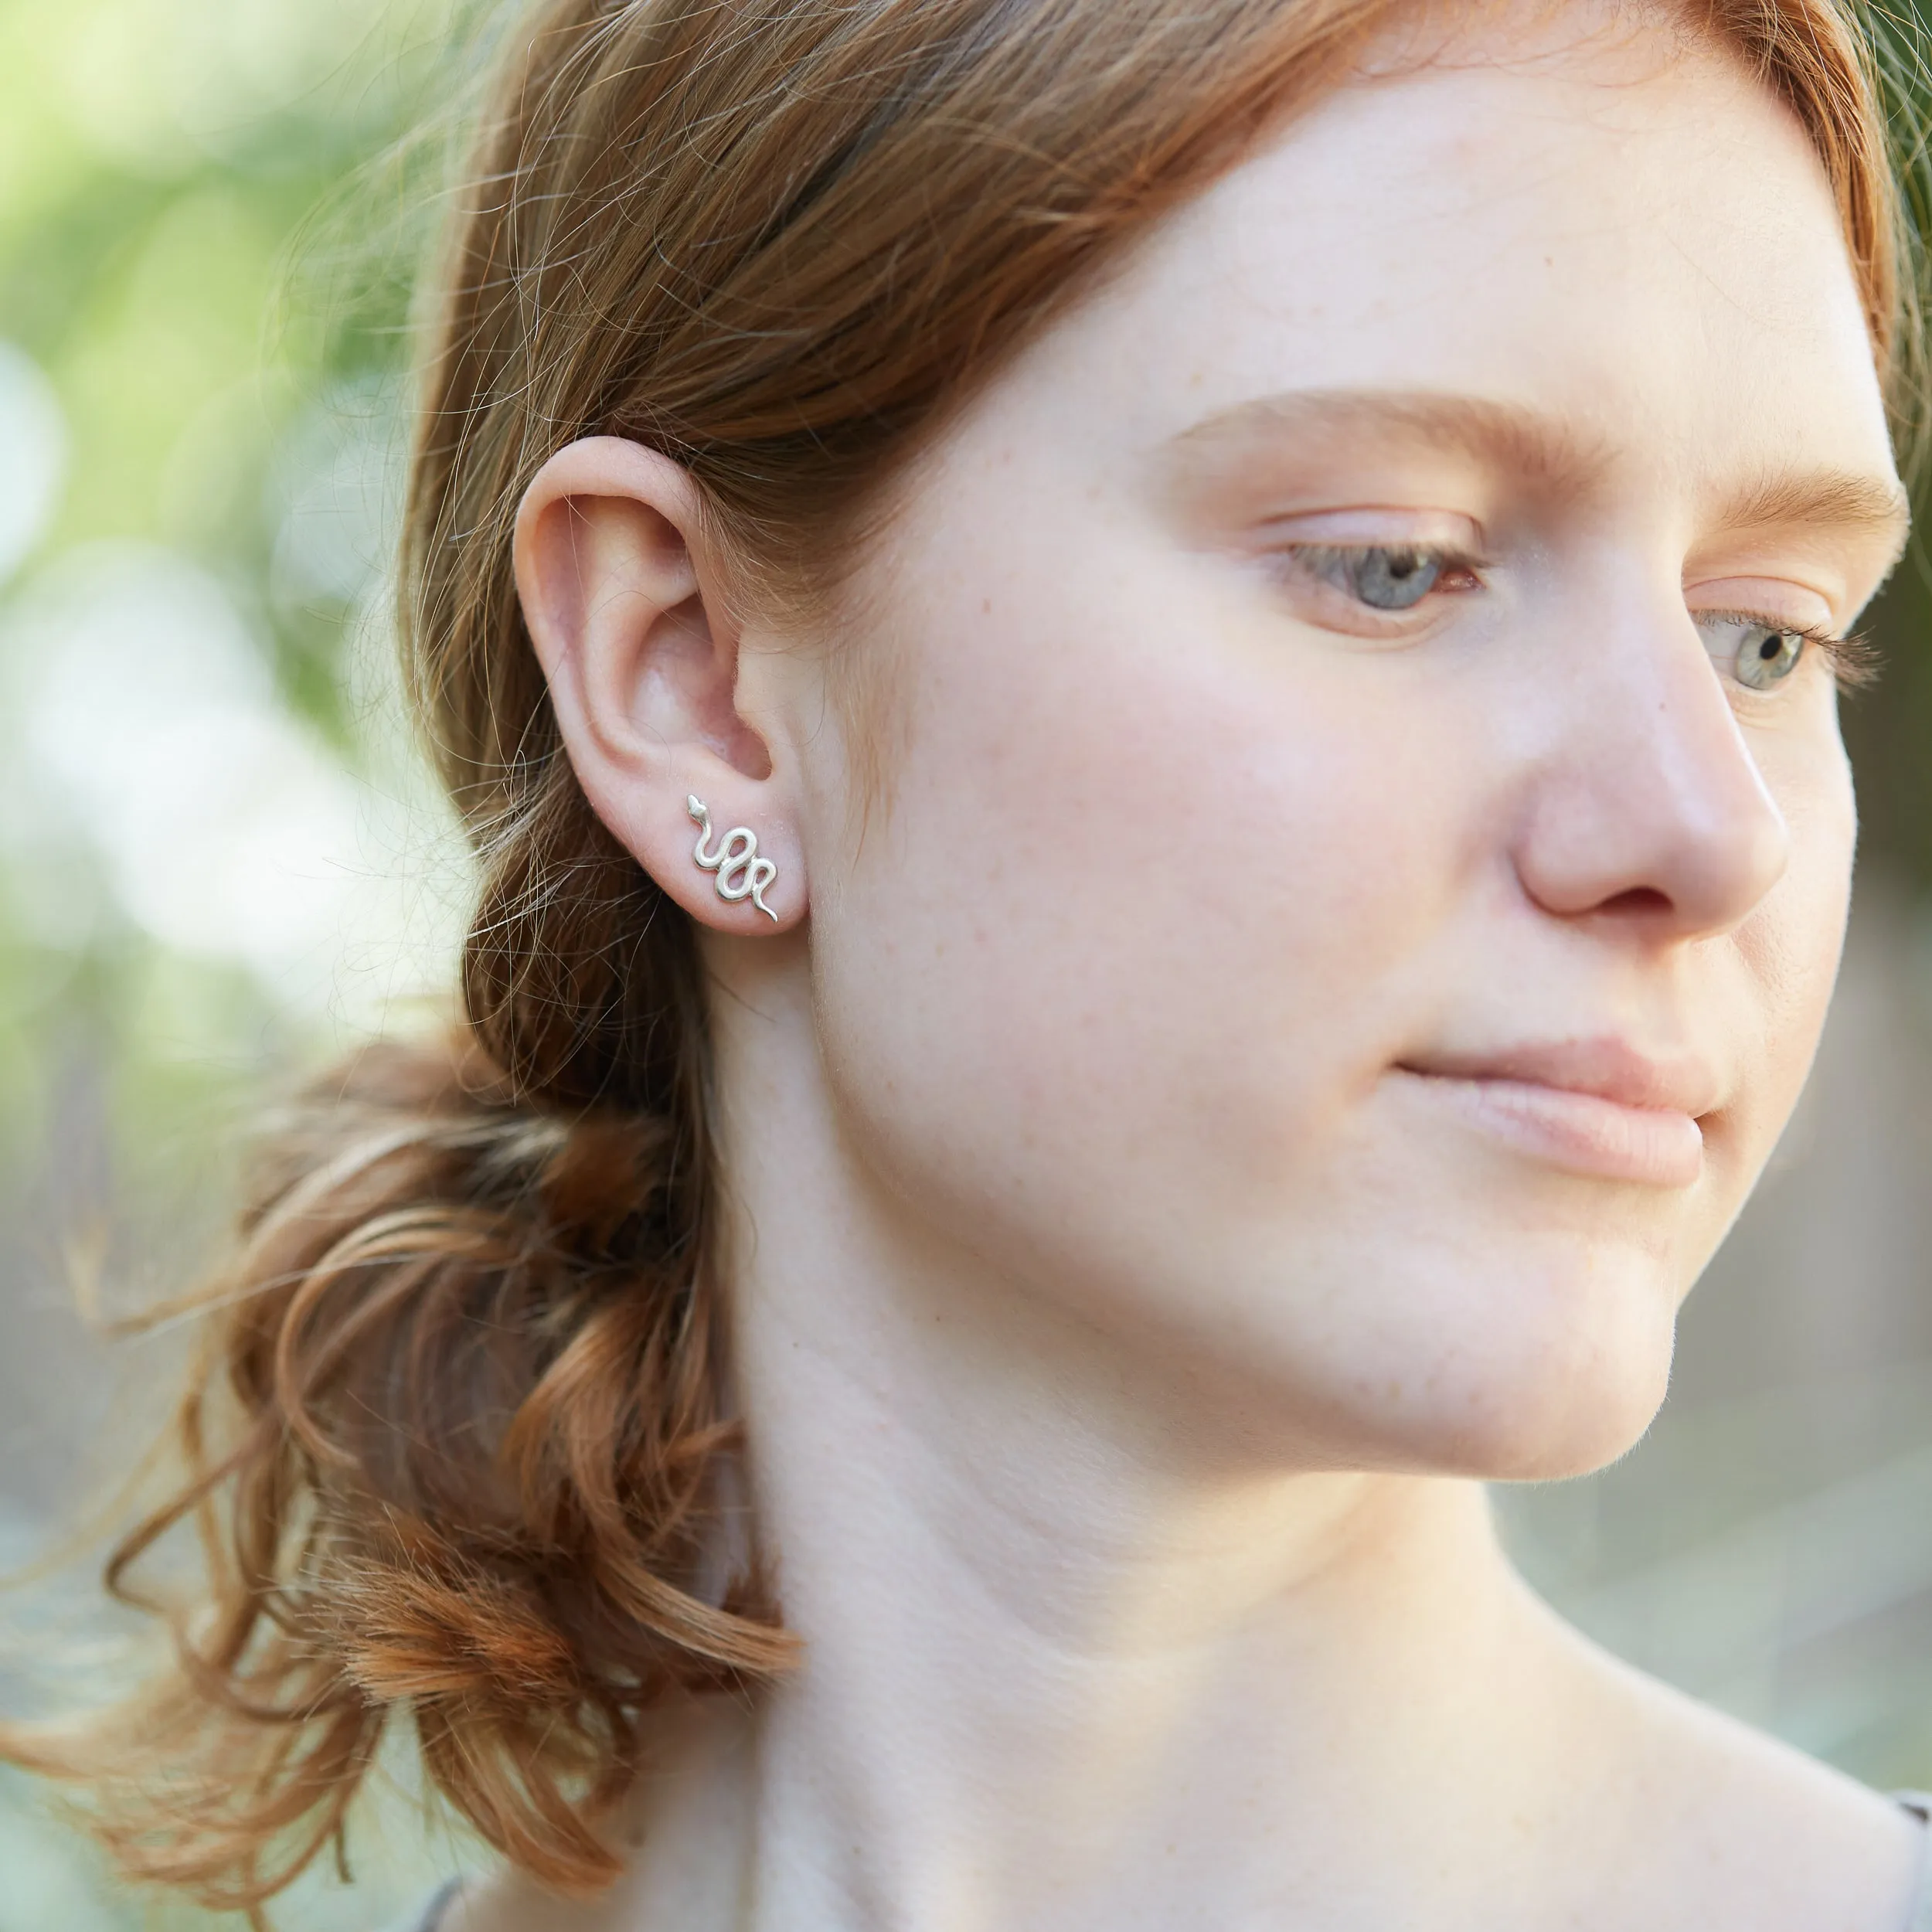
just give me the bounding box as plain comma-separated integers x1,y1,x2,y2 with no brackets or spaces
1444,1369,1672,1483
1212,1236,1688,1483
1404,1291,1680,1484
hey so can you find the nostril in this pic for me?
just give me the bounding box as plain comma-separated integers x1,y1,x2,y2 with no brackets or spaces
1598,885,1673,919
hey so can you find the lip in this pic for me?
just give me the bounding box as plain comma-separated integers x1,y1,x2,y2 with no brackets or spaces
1392,1038,1720,1188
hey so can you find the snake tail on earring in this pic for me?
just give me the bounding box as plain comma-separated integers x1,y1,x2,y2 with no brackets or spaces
686,794,780,921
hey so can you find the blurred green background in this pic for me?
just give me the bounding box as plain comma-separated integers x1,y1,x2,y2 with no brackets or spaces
0,0,1929,1923
0,0,474,1921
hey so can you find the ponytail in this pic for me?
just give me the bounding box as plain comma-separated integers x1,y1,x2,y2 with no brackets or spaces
14,1024,788,1910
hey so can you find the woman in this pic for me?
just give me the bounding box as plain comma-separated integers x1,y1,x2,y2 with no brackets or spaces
15,0,1931,1926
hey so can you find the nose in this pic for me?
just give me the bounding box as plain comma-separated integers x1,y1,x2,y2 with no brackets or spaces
1511,604,1792,942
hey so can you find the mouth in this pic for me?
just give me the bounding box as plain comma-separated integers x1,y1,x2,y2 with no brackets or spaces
1390,1039,1719,1189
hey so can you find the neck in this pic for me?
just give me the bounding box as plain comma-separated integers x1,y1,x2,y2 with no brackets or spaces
691,945,1592,1932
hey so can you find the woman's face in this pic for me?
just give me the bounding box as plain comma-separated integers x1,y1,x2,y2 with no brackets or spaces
787,19,1905,1478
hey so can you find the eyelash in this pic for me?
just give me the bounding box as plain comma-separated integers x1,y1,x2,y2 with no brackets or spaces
1282,545,1878,689
1699,609,1878,691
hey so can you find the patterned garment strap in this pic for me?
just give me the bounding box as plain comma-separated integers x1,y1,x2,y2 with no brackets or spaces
386,1876,463,1932
1893,1793,1932,1932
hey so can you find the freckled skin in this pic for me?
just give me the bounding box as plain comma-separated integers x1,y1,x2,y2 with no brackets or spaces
797,42,1884,1478
502,15,1920,1932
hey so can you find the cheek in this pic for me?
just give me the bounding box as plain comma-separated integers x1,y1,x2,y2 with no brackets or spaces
808,501,1482,1287
1730,715,1855,1135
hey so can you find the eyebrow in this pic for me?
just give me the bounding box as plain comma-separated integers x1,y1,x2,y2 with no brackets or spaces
1159,387,1910,561
1710,467,1910,560
1160,389,1612,503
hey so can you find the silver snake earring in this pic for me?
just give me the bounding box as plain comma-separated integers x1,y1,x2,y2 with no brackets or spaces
686,794,779,921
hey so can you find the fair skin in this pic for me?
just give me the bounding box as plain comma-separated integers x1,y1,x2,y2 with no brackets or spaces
471,15,1919,1932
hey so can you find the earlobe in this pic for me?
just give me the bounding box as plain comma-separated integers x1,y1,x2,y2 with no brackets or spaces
512,437,808,934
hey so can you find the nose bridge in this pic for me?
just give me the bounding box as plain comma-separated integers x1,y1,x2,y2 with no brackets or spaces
1514,597,1791,939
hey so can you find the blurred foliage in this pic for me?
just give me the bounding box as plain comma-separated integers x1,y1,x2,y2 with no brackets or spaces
0,0,476,1921
0,0,447,689
1849,562,1932,886
0,0,475,1210
1849,1,1932,883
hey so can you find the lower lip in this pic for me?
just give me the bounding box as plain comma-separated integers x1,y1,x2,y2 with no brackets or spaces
1396,1071,1706,1188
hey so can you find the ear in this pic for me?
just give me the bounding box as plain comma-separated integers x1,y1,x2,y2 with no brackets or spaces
513,437,805,934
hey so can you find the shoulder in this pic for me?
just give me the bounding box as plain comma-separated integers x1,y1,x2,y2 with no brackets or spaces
1896,1798,1932,1932
434,1876,573,1932
1565,1639,1926,1931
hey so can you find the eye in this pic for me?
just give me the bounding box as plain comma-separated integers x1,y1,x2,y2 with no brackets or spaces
1696,613,1811,691
1299,546,1446,611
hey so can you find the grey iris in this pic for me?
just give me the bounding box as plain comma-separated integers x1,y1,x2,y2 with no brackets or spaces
1736,624,1804,689
1349,548,1440,611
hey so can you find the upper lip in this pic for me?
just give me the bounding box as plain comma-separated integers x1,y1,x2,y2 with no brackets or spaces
1396,1036,1724,1119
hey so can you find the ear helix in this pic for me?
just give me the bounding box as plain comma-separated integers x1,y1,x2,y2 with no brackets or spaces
686,794,779,922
